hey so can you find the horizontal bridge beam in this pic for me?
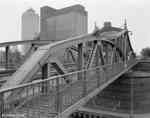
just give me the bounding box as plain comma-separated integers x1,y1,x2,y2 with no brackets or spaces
0,40,51,47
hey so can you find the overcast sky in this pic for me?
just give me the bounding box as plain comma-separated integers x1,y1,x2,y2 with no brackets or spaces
0,0,149,53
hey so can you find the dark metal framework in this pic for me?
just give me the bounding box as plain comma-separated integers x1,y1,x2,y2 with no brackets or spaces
65,29,134,72
0,24,136,118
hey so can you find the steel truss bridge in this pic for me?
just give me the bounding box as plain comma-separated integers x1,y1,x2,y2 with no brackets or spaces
0,24,147,118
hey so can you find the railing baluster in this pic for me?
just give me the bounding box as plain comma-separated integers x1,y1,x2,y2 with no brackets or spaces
37,83,40,95
26,87,29,118
0,93,4,118
70,75,73,105
56,76,62,114
32,86,35,96
83,69,87,97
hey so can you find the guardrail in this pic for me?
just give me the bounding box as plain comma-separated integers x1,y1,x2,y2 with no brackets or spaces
0,58,137,118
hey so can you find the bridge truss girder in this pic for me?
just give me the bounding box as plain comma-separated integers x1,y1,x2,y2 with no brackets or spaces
64,30,132,70
0,28,136,118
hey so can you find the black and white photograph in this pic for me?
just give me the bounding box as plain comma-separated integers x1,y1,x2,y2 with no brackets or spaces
0,0,149,118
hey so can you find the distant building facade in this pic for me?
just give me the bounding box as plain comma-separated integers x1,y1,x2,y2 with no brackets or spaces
40,4,88,41
21,8,39,54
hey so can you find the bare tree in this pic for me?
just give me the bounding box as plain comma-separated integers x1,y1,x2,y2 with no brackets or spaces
140,47,150,57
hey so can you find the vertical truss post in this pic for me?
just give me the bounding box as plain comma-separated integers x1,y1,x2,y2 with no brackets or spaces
97,42,105,65
48,63,51,78
119,37,124,62
83,64,87,97
121,37,124,62
105,45,108,64
77,43,83,80
113,39,118,63
115,39,117,62
95,41,100,87
66,49,70,62
110,46,114,65
86,41,97,68
124,34,127,67
5,46,9,69
41,63,48,93
0,93,4,118
83,42,87,97
93,40,98,67
115,39,120,63
117,38,121,62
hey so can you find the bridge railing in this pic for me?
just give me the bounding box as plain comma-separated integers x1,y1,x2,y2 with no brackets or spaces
0,58,136,118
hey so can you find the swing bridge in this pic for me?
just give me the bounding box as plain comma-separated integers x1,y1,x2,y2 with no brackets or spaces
0,23,149,118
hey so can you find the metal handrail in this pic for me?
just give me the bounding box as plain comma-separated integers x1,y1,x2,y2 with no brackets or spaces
0,62,124,94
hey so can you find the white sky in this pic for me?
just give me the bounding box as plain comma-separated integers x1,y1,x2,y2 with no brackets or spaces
0,0,150,53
